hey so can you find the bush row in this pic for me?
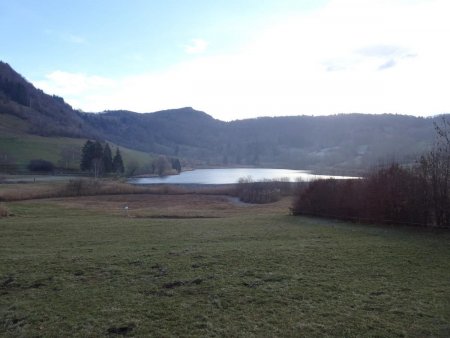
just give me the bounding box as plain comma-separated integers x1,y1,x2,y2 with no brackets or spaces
237,177,297,204
292,163,448,227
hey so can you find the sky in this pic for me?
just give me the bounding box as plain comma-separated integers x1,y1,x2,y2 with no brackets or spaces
1,0,449,121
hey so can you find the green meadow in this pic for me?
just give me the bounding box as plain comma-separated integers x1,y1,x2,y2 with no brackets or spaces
1,193,449,337
0,114,152,171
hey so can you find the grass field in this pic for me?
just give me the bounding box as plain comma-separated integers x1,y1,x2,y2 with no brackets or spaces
0,125,152,171
1,193,449,337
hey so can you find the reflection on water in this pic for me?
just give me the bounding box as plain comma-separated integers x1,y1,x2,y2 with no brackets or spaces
129,168,356,185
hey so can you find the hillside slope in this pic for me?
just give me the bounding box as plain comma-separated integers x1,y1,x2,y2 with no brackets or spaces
0,61,97,138
0,61,442,173
85,109,437,172
0,123,152,173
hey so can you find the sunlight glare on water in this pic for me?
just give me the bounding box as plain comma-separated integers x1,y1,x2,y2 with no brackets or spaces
130,168,357,185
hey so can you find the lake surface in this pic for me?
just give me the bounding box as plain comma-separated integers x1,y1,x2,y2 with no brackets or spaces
130,168,356,185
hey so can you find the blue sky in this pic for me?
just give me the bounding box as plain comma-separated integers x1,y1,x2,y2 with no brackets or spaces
1,0,323,77
1,0,449,120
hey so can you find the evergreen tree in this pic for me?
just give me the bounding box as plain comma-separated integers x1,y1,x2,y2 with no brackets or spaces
80,140,95,171
91,140,104,178
112,148,125,174
102,143,113,173
92,140,103,159
171,158,182,173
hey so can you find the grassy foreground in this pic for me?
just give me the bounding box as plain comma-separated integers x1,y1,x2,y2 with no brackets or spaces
0,195,449,337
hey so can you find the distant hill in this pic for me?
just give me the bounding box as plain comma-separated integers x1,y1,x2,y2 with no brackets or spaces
81,107,227,162
0,61,443,174
85,109,437,173
0,62,153,172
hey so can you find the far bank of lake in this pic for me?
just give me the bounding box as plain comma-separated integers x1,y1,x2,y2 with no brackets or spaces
130,168,358,185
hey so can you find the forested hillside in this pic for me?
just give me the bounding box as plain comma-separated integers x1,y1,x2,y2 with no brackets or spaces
0,61,442,173
85,109,436,173
0,62,96,138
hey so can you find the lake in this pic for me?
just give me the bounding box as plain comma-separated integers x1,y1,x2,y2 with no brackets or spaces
130,168,357,185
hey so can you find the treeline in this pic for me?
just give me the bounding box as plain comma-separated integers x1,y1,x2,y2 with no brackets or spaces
80,140,124,177
83,108,438,171
80,141,183,178
292,118,450,228
126,155,183,177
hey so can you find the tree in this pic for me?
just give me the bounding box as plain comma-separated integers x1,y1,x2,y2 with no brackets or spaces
80,140,106,177
80,140,95,171
112,148,125,174
171,158,182,173
91,141,104,178
154,155,171,176
419,117,450,226
102,143,113,173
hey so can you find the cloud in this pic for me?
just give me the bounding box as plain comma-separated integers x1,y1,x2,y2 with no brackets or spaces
34,0,450,119
325,45,413,72
357,45,409,58
33,71,115,111
184,39,208,54
378,59,396,70
356,44,417,71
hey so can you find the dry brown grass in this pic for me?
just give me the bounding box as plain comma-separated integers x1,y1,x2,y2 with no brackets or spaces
46,194,292,218
0,179,237,202
0,178,290,218
0,181,66,201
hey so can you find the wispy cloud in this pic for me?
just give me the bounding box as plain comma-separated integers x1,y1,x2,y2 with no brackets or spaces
357,45,408,58
325,44,416,72
184,39,208,54
378,59,396,71
357,44,416,71
34,0,450,119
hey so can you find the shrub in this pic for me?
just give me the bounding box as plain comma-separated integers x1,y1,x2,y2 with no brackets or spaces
292,178,365,220
237,177,289,204
27,159,55,172
63,179,101,196
292,164,433,227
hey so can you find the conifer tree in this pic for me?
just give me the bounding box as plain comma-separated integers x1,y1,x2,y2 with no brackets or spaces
80,140,95,171
91,140,104,178
112,148,125,174
102,143,113,173
171,158,182,173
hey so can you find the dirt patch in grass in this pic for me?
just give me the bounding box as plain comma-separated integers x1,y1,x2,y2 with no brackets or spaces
163,278,204,289
107,323,135,335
